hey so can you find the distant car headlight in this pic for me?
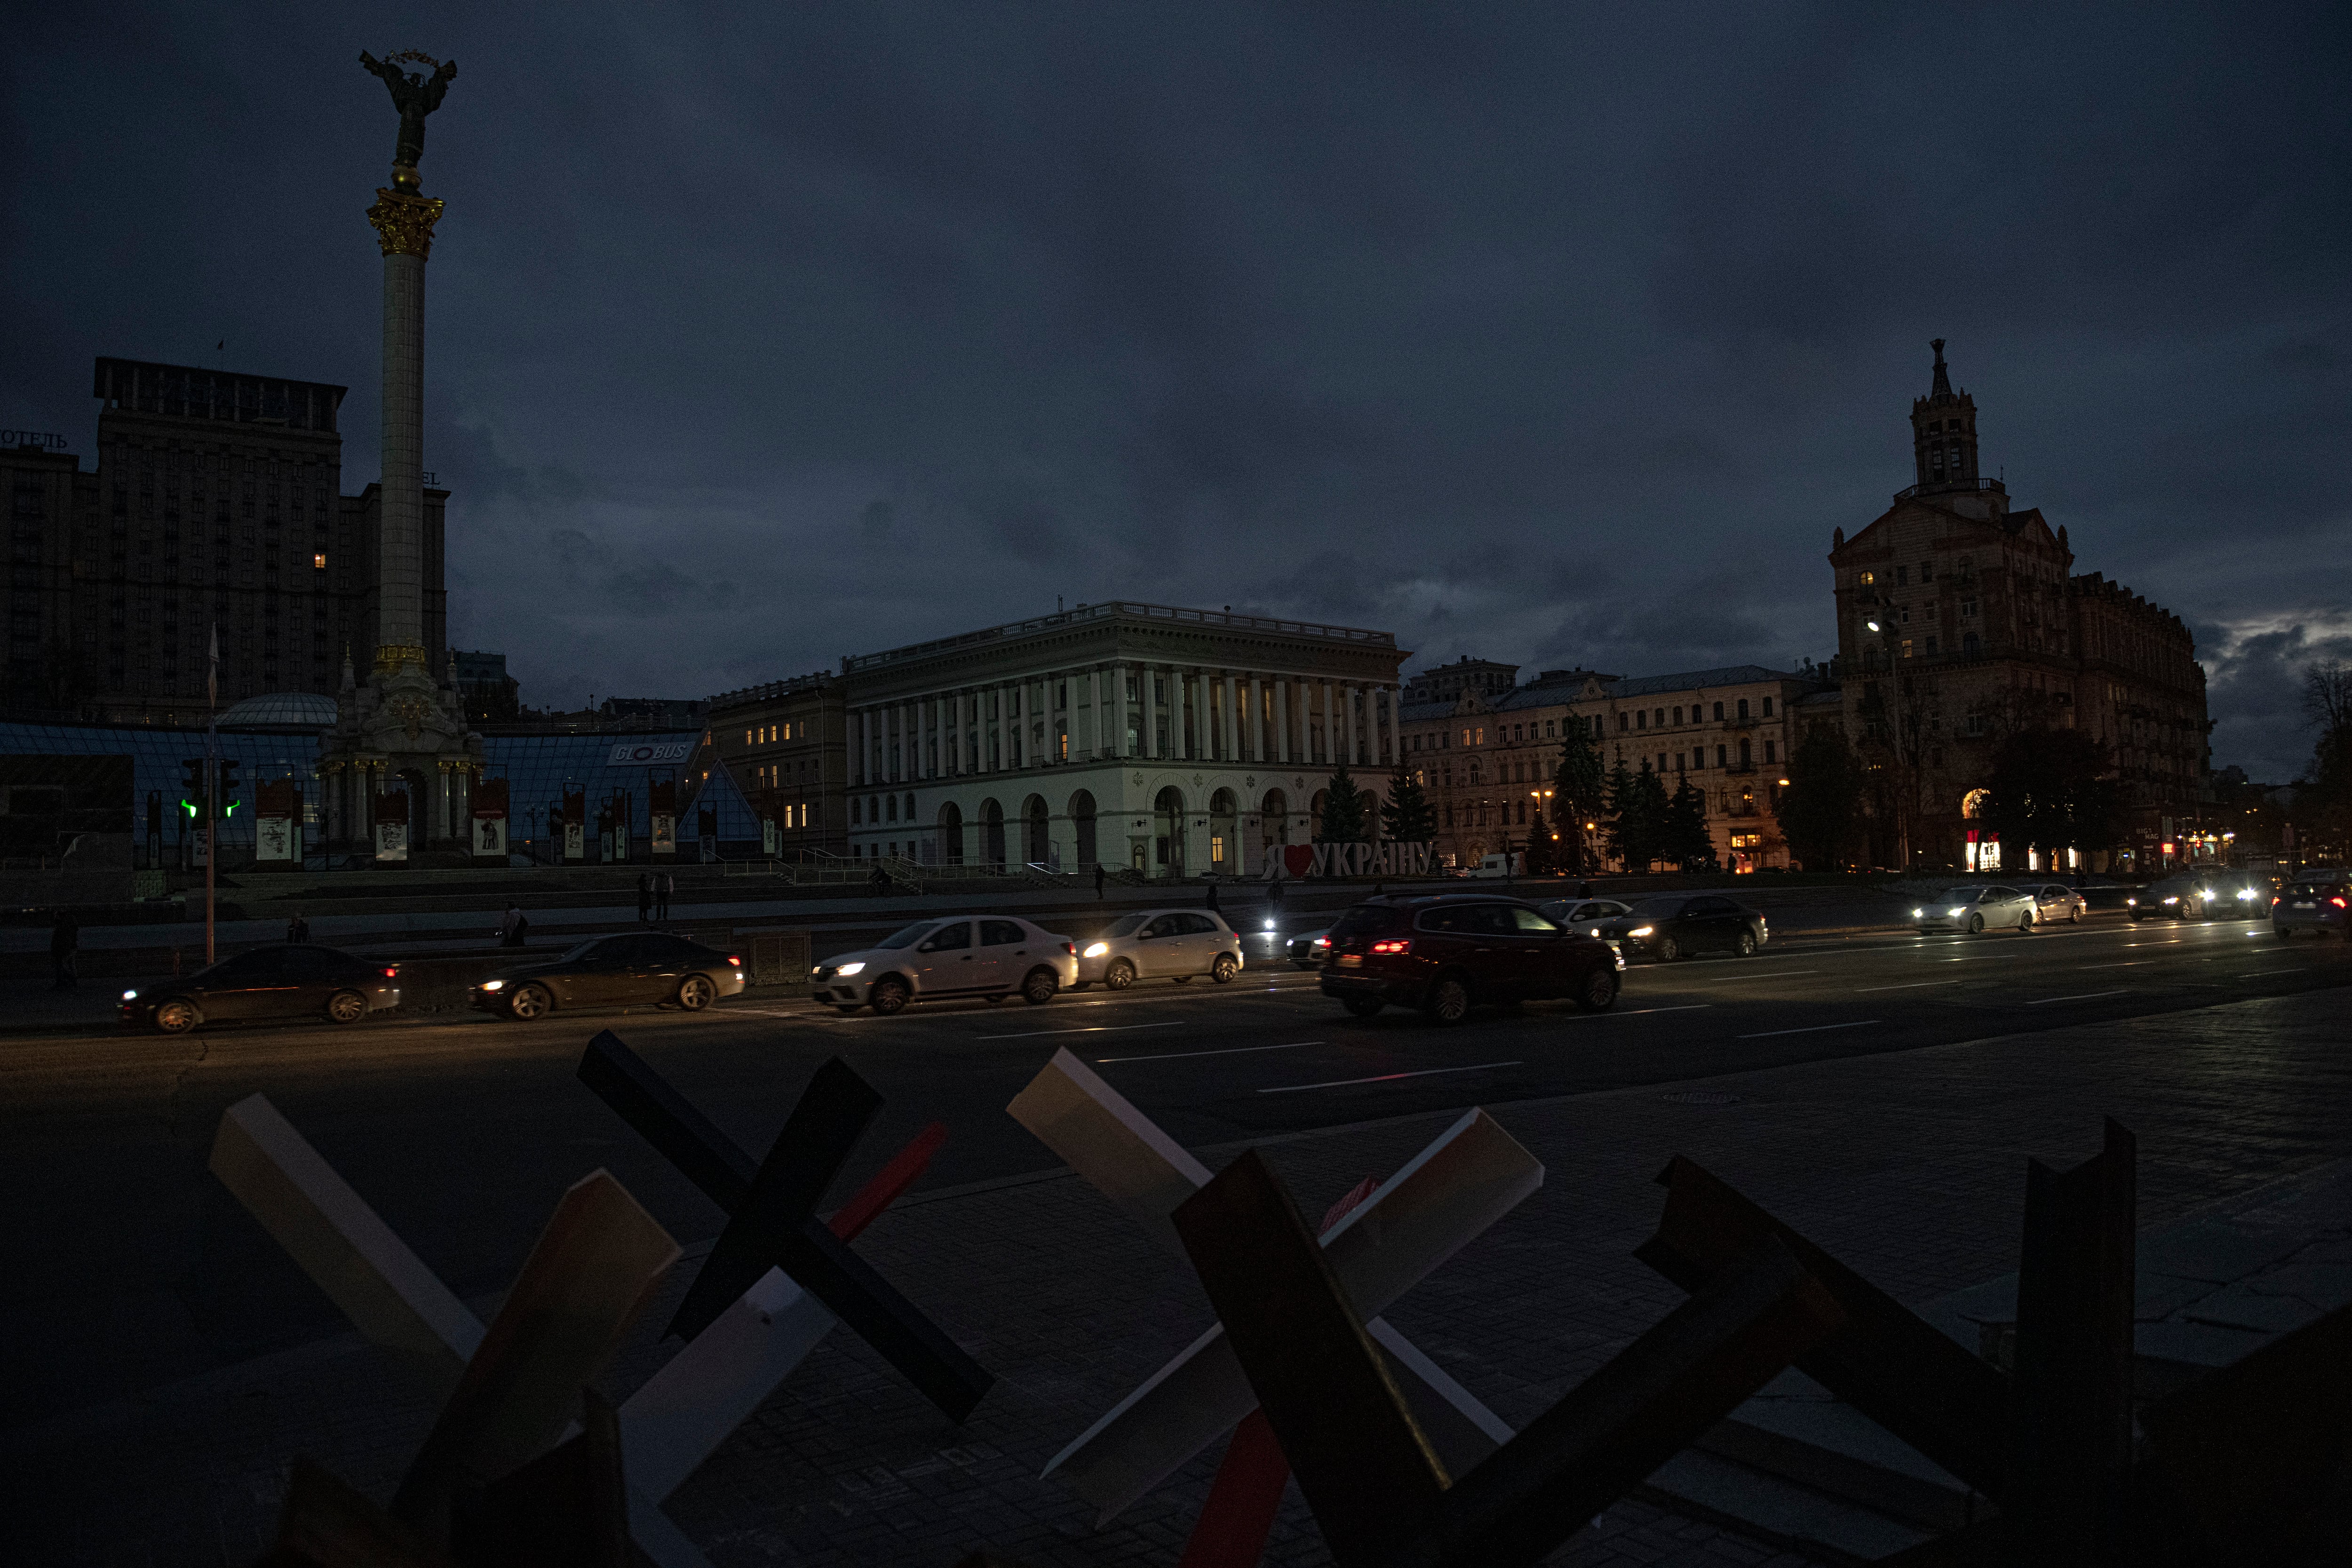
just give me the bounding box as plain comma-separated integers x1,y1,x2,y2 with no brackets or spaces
1912,907,1924,919
1082,941,1109,958
834,961,866,977
1628,926,1653,938
2126,897,2136,906
2161,896,2178,905
479,979,505,991
1263,919,1276,930
1948,906,1968,917
2237,889,2257,900
122,988,138,1001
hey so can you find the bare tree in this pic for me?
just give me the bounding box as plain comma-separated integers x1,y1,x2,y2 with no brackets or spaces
2304,659,2352,737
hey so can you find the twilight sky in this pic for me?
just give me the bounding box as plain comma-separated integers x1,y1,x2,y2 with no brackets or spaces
5,4,2347,779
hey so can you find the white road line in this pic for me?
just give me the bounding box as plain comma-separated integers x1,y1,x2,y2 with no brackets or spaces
2075,962,2145,970
1258,1060,1522,1094
1736,1020,1882,1039
1098,1041,1322,1064
2027,990,2129,1005
1663,970,1821,984
977,1021,1187,1041
1854,980,1961,992
2233,970,2304,979
1578,1004,1712,1018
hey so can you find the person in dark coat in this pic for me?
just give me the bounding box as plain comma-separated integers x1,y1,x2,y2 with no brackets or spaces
1205,880,1220,912
1094,864,1106,900
655,869,673,922
637,873,652,923
498,903,525,947
50,910,78,991
286,912,311,943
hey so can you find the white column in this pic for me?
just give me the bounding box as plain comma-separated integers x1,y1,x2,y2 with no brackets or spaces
1274,679,1290,764
1224,672,1239,762
855,709,868,785
1088,668,1102,757
1143,667,1159,758
1248,675,1264,762
1344,684,1359,765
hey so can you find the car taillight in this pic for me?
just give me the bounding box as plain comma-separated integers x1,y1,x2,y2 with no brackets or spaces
382,967,398,979
726,954,741,967
1312,936,1330,948
2272,897,2281,906
1064,942,1076,955
1370,939,1411,955
2334,897,2348,909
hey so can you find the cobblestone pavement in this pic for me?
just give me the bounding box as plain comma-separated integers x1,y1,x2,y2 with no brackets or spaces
8,984,2348,1567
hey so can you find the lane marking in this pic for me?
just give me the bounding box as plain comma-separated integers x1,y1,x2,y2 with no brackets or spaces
1657,969,1821,985
2026,990,2129,1005
1854,980,1961,992
2233,970,2305,979
1577,1004,1712,1018
1259,1060,1522,1094
976,1021,1186,1041
1736,1020,1882,1039
2075,962,2146,971
1098,1041,1322,1064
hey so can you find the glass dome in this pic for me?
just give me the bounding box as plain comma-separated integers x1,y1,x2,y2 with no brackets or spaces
217,691,341,731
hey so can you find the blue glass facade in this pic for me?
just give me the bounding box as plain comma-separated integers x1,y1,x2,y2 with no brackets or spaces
0,721,760,856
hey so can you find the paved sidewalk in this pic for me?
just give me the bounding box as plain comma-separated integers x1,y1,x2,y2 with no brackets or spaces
11,985,2345,1567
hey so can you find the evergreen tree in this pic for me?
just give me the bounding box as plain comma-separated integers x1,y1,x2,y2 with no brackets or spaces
1552,718,1608,874
1523,806,1555,876
1777,726,1865,871
1662,777,1715,870
1317,762,1366,843
1603,758,1646,870
1380,757,1438,844
1979,729,2123,865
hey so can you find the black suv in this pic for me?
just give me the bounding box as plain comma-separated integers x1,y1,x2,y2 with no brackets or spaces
1318,894,1623,1023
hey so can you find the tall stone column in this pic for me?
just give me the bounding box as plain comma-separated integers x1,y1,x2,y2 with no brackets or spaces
363,188,441,676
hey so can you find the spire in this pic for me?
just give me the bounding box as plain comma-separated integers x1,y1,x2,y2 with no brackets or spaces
1929,338,1952,398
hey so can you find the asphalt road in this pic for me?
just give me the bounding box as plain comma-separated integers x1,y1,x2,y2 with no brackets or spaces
4,910,2346,1432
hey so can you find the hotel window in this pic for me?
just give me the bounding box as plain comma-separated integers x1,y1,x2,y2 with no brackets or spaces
1672,707,1683,725
1859,570,1875,586
1736,698,1749,719
1619,712,1630,732
1636,711,1647,730
1653,708,1665,727
1901,639,1915,658
312,553,326,569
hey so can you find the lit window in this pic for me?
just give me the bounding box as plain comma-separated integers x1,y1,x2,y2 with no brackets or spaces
1859,571,1875,586
1901,639,1915,658
312,553,326,568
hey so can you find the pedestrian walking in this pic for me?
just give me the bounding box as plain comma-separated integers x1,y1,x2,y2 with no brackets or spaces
1205,881,1219,912
49,909,78,992
637,873,652,924
498,902,525,948
286,912,310,944
655,869,673,922
870,862,888,896
1094,863,1106,900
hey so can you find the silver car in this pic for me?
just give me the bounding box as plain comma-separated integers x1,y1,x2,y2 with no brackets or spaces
1913,883,2038,935
812,916,1079,1014
2032,884,2088,924
1079,909,1245,989
1536,897,1632,937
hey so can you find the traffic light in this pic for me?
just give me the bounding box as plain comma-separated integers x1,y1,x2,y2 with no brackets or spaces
180,759,205,819
218,759,242,817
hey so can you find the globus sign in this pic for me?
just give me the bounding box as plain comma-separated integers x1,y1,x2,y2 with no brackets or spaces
1265,841,1436,878
606,741,691,765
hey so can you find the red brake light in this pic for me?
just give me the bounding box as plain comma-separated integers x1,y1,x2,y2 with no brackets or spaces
1312,936,1331,947
726,954,741,967
1370,938,1411,955
1064,942,1076,955
382,967,398,979
2333,896,2348,909
2271,896,2281,906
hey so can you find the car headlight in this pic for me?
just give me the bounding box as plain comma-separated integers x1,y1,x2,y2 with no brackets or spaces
122,988,138,1001
1628,926,1653,938
834,961,865,977
2161,896,2178,905
2126,897,2136,906
480,979,505,991
1948,906,1968,917
2237,889,2257,900
1263,919,1276,930
1912,907,1924,919
1083,941,1109,958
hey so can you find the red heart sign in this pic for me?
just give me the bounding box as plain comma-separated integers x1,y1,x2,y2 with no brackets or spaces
1283,844,1314,877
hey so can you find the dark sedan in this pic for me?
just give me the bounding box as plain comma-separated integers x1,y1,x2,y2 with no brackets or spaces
2271,883,2350,939
1594,894,1769,961
1318,893,1623,1023
472,931,746,1020
121,945,401,1034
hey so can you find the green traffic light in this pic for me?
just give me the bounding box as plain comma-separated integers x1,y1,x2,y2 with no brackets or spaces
181,799,199,818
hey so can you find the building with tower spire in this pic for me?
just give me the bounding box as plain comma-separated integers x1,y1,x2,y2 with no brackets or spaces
1827,342,2210,872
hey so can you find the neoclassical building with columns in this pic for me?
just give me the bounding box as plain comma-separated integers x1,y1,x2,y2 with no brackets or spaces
839,601,1408,876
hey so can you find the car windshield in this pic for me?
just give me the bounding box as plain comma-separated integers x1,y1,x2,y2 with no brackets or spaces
559,937,611,962
1330,905,1409,939
1627,897,1687,917
874,922,940,950
1941,886,1991,902
1105,914,1149,938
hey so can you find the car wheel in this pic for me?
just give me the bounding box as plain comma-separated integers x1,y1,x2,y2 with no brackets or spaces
676,974,715,1011
1966,913,1985,935
1210,954,1238,984
2019,911,2034,934
1574,967,1620,1012
1422,974,1471,1025
2070,905,2083,923
1733,930,1756,957
154,999,199,1035
2182,900,2201,921
508,983,551,1021
870,976,911,1015
1105,959,1136,990
1342,995,1384,1018
1020,968,1058,1005
326,989,368,1025
1655,935,1680,962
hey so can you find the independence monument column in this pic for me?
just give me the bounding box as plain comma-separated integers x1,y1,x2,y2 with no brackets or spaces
324,49,481,864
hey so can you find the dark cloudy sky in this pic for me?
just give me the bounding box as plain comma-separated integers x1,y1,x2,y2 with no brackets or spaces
6,4,2347,778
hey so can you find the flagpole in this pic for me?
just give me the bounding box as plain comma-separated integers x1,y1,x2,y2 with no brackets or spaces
206,623,218,964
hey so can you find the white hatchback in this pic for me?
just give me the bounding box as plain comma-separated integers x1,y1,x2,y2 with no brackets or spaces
1914,884,2039,935
1078,908,1246,990
812,915,1079,1014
